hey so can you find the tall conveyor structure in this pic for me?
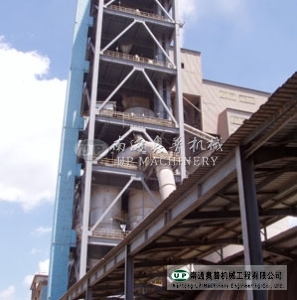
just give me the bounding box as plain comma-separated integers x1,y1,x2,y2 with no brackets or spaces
48,1,272,299
48,0,190,298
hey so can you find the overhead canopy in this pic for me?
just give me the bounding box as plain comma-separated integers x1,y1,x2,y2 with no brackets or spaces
62,72,297,299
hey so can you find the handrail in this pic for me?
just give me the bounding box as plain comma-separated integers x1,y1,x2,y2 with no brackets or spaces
99,108,174,127
92,227,130,239
98,158,139,170
108,5,172,22
103,50,175,69
97,108,175,127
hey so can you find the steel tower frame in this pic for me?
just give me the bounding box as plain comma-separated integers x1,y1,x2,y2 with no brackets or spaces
48,0,187,299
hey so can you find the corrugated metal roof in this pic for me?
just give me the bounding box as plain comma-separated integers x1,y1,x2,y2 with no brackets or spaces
62,73,297,299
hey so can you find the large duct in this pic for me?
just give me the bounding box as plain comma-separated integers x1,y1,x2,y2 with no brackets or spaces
122,96,154,117
128,189,161,230
90,185,122,230
117,135,176,200
125,107,154,117
119,43,133,54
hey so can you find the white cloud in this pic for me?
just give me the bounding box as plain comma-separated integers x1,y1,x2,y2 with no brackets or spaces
178,0,250,46
179,0,249,25
38,259,50,274
211,0,246,15
0,37,67,211
0,285,15,300
179,0,197,20
22,259,49,296
30,248,41,255
32,226,52,237
23,275,34,287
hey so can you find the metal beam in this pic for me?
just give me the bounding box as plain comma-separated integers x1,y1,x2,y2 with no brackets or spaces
184,123,215,143
93,165,145,177
96,115,179,133
263,188,297,210
104,0,116,7
183,96,201,112
134,257,216,268
80,0,104,279
95,126,133,161
96,67,136,113
236,146,266,300
173,0,186,180
148,238,242,250
142,70,178,126
253,147,297,166
95,125,157,162
154,0,174,22
103,7,175,29
101,20,137,53
125,245,134,300
86,283,93,300
262,246,296,261
100,54,177,74
185,208,297,219
105,270,167,282
142,22,175,67
140,178,160,207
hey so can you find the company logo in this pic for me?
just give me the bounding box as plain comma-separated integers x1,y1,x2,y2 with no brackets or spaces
170,269,190,282
75,139,108,161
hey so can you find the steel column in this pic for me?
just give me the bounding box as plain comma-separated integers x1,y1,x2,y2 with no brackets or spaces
142,70,178,126
154,0,174,22
80,0,104,278
86,283,93,300
173,0,186,180
142,22,175,67
124,245,134,300
236,146,266,300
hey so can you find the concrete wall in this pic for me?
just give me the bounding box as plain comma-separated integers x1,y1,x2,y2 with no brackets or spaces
179,49,203,95
201,80,269,135
177,49,270,139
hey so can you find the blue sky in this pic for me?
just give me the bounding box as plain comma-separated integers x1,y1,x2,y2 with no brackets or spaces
0,1,296,299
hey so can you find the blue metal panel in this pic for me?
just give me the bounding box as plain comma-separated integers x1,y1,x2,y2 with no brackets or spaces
47,1,91,299
41,285,48,300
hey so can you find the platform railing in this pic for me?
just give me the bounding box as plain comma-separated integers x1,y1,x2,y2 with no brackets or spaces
97,108,174,127
108,4,171,22
92,227,130,240
103,50,175,69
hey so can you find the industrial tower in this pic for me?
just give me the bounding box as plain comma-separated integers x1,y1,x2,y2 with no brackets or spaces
48,0,191,298
48,0,270,299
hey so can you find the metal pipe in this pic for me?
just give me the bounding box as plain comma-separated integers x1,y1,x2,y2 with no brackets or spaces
117,136,176,200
